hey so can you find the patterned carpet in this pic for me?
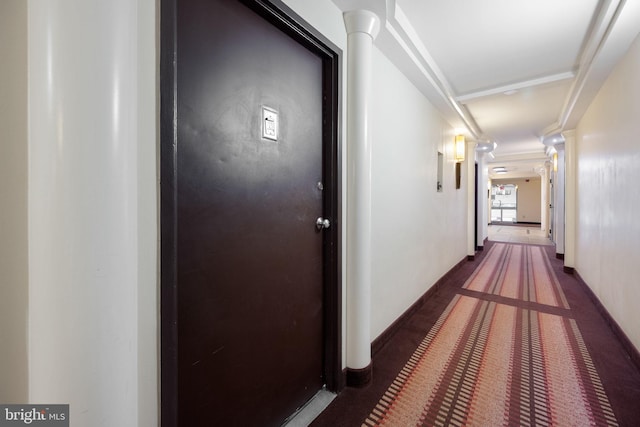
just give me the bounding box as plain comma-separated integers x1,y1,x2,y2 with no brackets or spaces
363,244,619,427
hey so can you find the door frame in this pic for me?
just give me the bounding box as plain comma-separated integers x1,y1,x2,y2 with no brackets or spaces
159,0,343,425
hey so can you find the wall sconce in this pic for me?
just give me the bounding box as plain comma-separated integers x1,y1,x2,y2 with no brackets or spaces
454,135,465,189
553,153,558,172
454,135,466,162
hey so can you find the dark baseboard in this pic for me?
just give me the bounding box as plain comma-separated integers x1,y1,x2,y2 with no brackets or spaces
556,253,565,260
563,266,574,274
467,255,475,261
476,237,488,252
335,369,346,392
345,364,372,388
575,271,640,373
371,256,468,357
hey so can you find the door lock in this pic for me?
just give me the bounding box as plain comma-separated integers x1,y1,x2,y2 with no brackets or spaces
316,217,331,230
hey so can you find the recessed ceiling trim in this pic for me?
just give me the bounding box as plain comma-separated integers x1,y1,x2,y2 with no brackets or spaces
546,0,624,136
332,0,484,138
387,3,484,138
456,71,576,103
487,155,549,165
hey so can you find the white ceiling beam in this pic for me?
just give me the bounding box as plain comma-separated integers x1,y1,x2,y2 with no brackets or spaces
332,0,485,139
544,0,625,137
455,71,576,103
487,155,549,164
386,2,484,138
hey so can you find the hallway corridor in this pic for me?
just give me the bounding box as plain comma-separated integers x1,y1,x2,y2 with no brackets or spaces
4,2,639,424
311,240,640,426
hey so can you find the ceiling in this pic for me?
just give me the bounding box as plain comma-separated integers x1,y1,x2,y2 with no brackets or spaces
332,0,640,179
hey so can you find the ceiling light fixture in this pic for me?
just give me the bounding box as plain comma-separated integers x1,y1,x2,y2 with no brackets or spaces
476,141,496,153
542,133,565,146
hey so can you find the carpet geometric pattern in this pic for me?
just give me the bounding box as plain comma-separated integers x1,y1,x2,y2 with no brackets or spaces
463,243,569,309
363,244,619,427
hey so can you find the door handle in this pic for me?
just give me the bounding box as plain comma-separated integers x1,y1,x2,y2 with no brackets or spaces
316,217,331,230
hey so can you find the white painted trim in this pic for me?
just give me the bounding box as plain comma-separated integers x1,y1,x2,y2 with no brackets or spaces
547,0,624,136
456,71,576,103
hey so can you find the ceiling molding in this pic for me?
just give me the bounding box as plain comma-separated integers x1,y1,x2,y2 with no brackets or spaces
384,2,484,138
453,102,483,138
331,0,388,19
541,120,563,138
545,0,624,137
487,154,549,164
332,0,484,139
333,0,639,154
455,71,576,103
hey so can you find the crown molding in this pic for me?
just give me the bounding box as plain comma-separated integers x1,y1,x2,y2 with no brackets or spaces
456,71,576,103
544,0,630,138
332,0,483,139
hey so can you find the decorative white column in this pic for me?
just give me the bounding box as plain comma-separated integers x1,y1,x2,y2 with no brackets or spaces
476,152,488,249
466,141,476,258
28,1,157,425
344,9,380,385
539,164,550,234
554,143,566,256
563,131,576,272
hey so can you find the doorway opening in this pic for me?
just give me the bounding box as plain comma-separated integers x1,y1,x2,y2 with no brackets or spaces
491,184,518,223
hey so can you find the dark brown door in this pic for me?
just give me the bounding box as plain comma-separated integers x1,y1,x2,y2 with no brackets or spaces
172,0,326,425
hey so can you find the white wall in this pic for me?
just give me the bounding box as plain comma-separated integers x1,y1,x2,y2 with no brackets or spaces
0,0,28,403
575,33,640,351
27,1,157,426
369,48,467,339
516,178,541,223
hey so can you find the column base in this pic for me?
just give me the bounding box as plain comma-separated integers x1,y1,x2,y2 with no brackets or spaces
346,363,372,388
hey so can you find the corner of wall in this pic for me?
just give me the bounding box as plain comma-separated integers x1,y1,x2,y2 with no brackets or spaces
0,0,29,404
